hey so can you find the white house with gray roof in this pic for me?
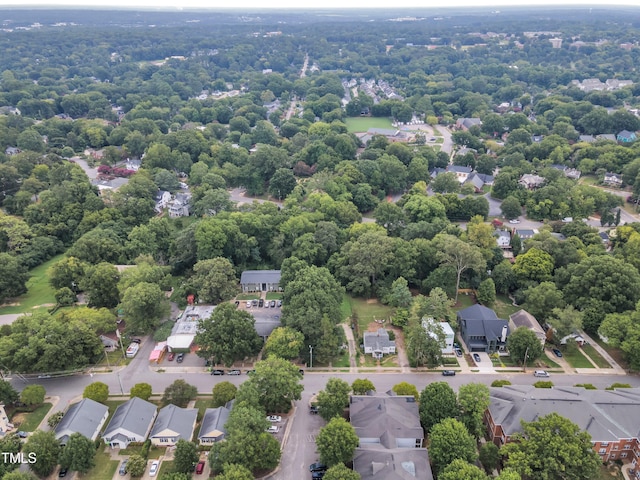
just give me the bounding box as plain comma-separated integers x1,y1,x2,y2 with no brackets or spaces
103,397,157,448
198,403,233,445
149,404,197,446
55,398,109,445
240,270,281,293
363,328,395,358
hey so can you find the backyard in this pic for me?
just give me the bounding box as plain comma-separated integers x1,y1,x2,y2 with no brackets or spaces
11,403,52,432
341,295,395,337
344,116,394,133
78,449,120,480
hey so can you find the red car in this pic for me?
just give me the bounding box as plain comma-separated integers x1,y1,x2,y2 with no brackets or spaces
167,352,175,361
195,462,205,475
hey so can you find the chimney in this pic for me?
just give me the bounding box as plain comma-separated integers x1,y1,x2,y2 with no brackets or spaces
501,325,508,343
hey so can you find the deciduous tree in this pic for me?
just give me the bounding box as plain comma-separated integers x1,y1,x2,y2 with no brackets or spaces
316,417,359,467
429,418,478,474
0,253,29,303
391,382,418,400
323,464,361,480
212,382,237,408
351,379,375,395
120,282,170,334
439,459,488,480
419,382,459,433
58,432,96,473
317,378,351,421
173,440,199,474
126,454,147,477
19,385,45,407
215,464,254,480
0,380,19,405
436,235,486,303
83,382,108,404
458,383,490,439
23,430,61,477
189,257,239,304
263,327,305,360
243,356,303,413
161,380,197,408
130,383,152,401
507,327,544,366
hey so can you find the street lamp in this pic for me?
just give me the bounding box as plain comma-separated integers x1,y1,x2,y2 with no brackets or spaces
309,345,313,369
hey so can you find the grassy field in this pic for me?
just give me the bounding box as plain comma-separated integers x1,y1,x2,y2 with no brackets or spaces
157,460,174,478
340,295,395,337
78,449,119,480
265,292,283,300
562,348,595,368
581,344,612,368
119,444,164,459
235,293,260,300
0,253,64,315
344,116,394,133
453,293,476,311
494,294,520,319
14,403,52,431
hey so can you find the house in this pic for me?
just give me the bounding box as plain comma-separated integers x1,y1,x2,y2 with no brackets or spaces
465,172,486,192
168,192,191,218
154,190,172,213
550,164,581,180
421,317,455,354
457,304,509,353
603,172,623,187
456,117,482,131
617,130,637,143
149,404,198,446
429,167,446,180
0,404,14,437
99,321,126,352
514,228,537,240
363,328,396,358
560,332,586,346
484,385,640,464
599,231,611,248
198,403,233,445
240,270,281,293
508,310,546,346
91,177,130,192
103,397,157,448
54,398,109,445
597,134,618,142
446,165,472,183
167,305,215,351
351,394,434,480
4,147,20,156
495,230,511,248
518,174,545,190
578,135,596,143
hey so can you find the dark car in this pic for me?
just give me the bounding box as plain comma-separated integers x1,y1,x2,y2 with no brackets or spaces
119,460,128,475
298,369,305,376
167,352,175,361
276,300,282,307
131,338,141,344
309,462,327,472
442,370,456,376
176,353,185,363
228,369,241,375
312,472,325,479
270,300,276,308
252,299,258,306
258,299,264,307
473,353,481,363
310,405,319,414
211,369,225,375
58,468,68,478
552,348,563,358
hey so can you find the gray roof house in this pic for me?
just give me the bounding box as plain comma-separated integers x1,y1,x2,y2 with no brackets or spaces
168,192,191,218
353,449,433,480
509,310,546,346
458,304,509,353
54,398,109,445
363,328,396,358
456,117,482,130
604,172,623,186
617,130,637,143
149,404,198,446
198,403,233,445
240,270,281,293
103,397,157,448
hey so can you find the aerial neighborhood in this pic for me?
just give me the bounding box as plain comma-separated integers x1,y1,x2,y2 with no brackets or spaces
2,5,640,480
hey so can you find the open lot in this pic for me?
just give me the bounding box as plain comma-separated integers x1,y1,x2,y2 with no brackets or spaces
344,116,394,133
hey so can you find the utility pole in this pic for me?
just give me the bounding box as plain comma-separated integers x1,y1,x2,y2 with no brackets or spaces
522,346,529,373
309,345,313,369
116,371,124,395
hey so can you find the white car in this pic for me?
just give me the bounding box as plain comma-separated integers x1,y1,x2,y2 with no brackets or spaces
267,415,282,423
149,461,159,477
267,425,279,434
246,301,251,308
533,370,550,377
508,219,520,224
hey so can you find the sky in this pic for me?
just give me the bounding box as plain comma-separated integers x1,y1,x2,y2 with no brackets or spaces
0,0,639,9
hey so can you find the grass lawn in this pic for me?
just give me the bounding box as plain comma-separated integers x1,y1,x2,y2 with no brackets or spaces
492,356,518,367
579,175,599,186
265,292,283,300
453,293,476,311
592,337,629,370
562,348,595,368
331,351,351,368
157,460,174,478
119,445,164,459
14,403,52,431
344,116,394,133
341,295,395,337
194,398,213,420
581,344,612,368
493,294,520,319
78,449,119,480
539,355,561,369
597,464,624,480
235,293,260,300
0,253,64,315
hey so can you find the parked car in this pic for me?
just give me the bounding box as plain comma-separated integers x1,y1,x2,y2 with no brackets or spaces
267,415,282,422
58,468,68,478
17,431,27,438
270,300,276,308
246,301,251,308
252,299,258,306
167,352,175,361
211,369,225,376
455,348,463,357
264,301,270,308
119,460,128,475
258,299,264,307
276,300,282,307
131,338,141,344
310,405,319,414
267,425,279,434
309,462,327,472
195,461,205,475
227,369,241,375
473,353,481,363
552,348,563,358
312,472,326,479
149,460,159,477
176,353,185,363
298,369,305,375
442,370,456,376
508,219,520,224
533,370,550,377
234,300,240,306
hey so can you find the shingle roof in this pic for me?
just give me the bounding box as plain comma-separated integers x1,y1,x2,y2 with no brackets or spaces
54,398,108,443
149,404,197,441
198,404,232,441
363,329,395,352
489,385,640,442
103,397,157,439
354,448,434,480
240,270,281,284
457,304,499,321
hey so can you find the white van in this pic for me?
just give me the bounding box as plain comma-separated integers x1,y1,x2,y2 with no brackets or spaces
125,343,139,358
533,370,549,377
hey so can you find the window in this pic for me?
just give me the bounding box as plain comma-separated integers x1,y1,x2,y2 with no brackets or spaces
613,445,618,450
625,444,632,450
601,442,609,446
621,453,628,458
599,449,606,454
610,454,617,459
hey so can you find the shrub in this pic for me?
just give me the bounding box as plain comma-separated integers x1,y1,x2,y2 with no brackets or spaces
574,383,597,390
606,383,631,390
491,380,512,387
533,381,553,389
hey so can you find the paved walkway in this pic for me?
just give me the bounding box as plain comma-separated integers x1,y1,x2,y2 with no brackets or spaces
579,331,626,374
340,324,358,373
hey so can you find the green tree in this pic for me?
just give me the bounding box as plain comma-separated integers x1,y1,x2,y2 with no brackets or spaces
513,247,554,283
195,303,263,367
502,413,601,480
351,379,375,395
479,442,500,473
83,382,108,404
2,472,39,480
431,172,461,194
316,417,359,467
243,356,303,413
406,322,443,368
58,432,96,473
317,378,351,421
0,253,29,303
384,276,413,308
0,433,21,477
189,258,239,304
429,418,478,474
507,327,544,366
495,468,522,480
47,411,64,428
120,282,170,334
523,282,565,323
419,382,459,433
23,430,60,477
130,383,152,401
81,262,120,309
439,459,488,480
159,474,191,480
19,385,45,407
458,383,490,439
212,382,237,407
215,464,254,480
500,196,522,220
48,256,87,292
437,235,486,303
126,454,147,477
161,380,197,408
269,168,297,200
476,278,496,307
323,464,361,480
173,440,199,474
263,327,305,360
0,380,19,405
390,382,418,400
55,287,76,306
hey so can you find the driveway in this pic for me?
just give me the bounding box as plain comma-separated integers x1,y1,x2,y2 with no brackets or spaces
472,352,496,373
